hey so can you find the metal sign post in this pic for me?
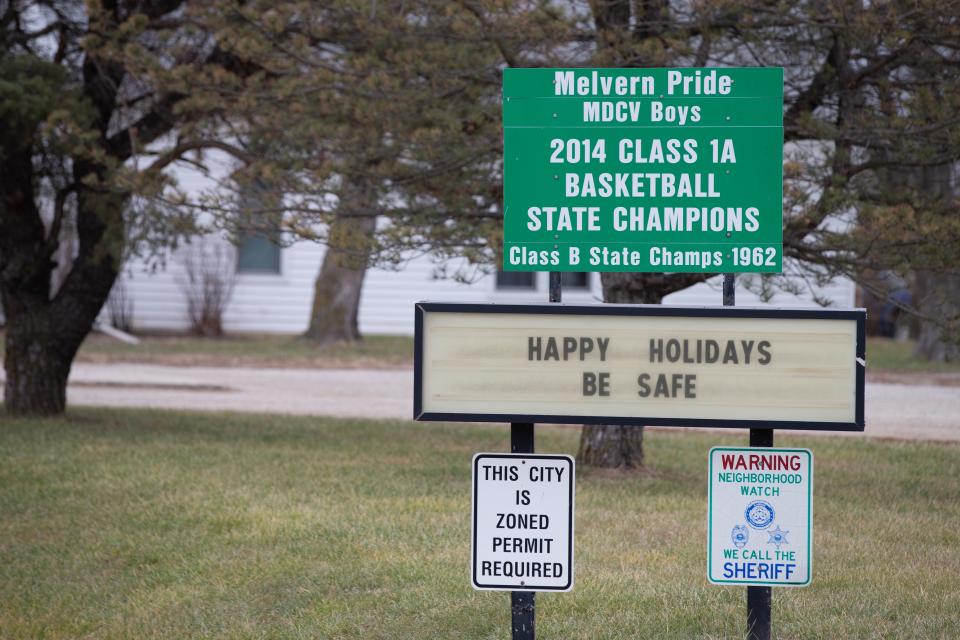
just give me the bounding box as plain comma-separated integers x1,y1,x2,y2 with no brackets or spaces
509,422,535,640
509,271,562,640
725,271,773,640
746,429,774,640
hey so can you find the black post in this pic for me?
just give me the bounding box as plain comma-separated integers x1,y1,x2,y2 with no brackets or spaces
722,272,735,307
511,422,535,454
509,272,560,639
549,271,562,303
747,584,773,640
725,273,774,640
749,429,774,448
510,422,535,639
747,427,773,640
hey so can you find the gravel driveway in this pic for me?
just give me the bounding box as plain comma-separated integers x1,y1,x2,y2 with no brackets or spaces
2,363,957,441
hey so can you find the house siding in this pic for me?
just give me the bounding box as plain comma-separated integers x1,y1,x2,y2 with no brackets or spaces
116,238,855,336
108,149,855,336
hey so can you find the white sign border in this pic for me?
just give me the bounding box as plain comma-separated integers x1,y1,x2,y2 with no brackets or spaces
707,446,813,587
471,452,575,592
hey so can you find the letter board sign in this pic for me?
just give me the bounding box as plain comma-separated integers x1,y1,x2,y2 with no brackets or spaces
415,303,866,431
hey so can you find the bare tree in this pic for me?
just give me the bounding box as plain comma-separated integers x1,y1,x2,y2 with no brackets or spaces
106,281,135,333
178,240,236,337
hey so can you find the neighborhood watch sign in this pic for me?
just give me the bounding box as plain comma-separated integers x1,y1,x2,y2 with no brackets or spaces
707,447,813,586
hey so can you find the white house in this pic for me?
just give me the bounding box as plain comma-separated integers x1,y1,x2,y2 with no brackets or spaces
110,149,855,336
115,240,855,336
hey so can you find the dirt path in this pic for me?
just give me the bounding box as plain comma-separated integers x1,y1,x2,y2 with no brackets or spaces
2,363,958,442
60,364,412,420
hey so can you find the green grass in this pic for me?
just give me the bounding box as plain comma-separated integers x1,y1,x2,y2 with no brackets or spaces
0,331,414,368
869,338,960,373
1,409,958,639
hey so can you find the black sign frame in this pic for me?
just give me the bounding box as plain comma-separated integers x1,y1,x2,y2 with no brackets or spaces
471,453,575,592
414,302,866,432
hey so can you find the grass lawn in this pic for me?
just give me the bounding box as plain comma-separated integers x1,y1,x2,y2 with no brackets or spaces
0,331,414,369
1,409,958,639
868,337,960,373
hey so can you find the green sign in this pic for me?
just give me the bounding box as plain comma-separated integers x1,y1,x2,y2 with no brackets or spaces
502,68,783,273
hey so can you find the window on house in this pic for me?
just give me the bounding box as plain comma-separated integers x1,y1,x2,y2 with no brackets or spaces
236,177,282,274
236,232,281,274
561,272,590,289
495,271,536,289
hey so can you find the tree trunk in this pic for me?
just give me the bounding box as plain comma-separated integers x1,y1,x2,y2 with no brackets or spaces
1,156,122,415
2,304,75,415
578,423,645,468
896,167,960,362
576,272,708,469
576,0,691,470
304,216,377,344
913,270,960,362
303,245,368,344
1,254,117,415
575,273,664,469
1,254,119,415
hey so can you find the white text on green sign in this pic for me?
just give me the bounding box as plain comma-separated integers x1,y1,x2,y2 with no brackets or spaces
502,68,784,273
